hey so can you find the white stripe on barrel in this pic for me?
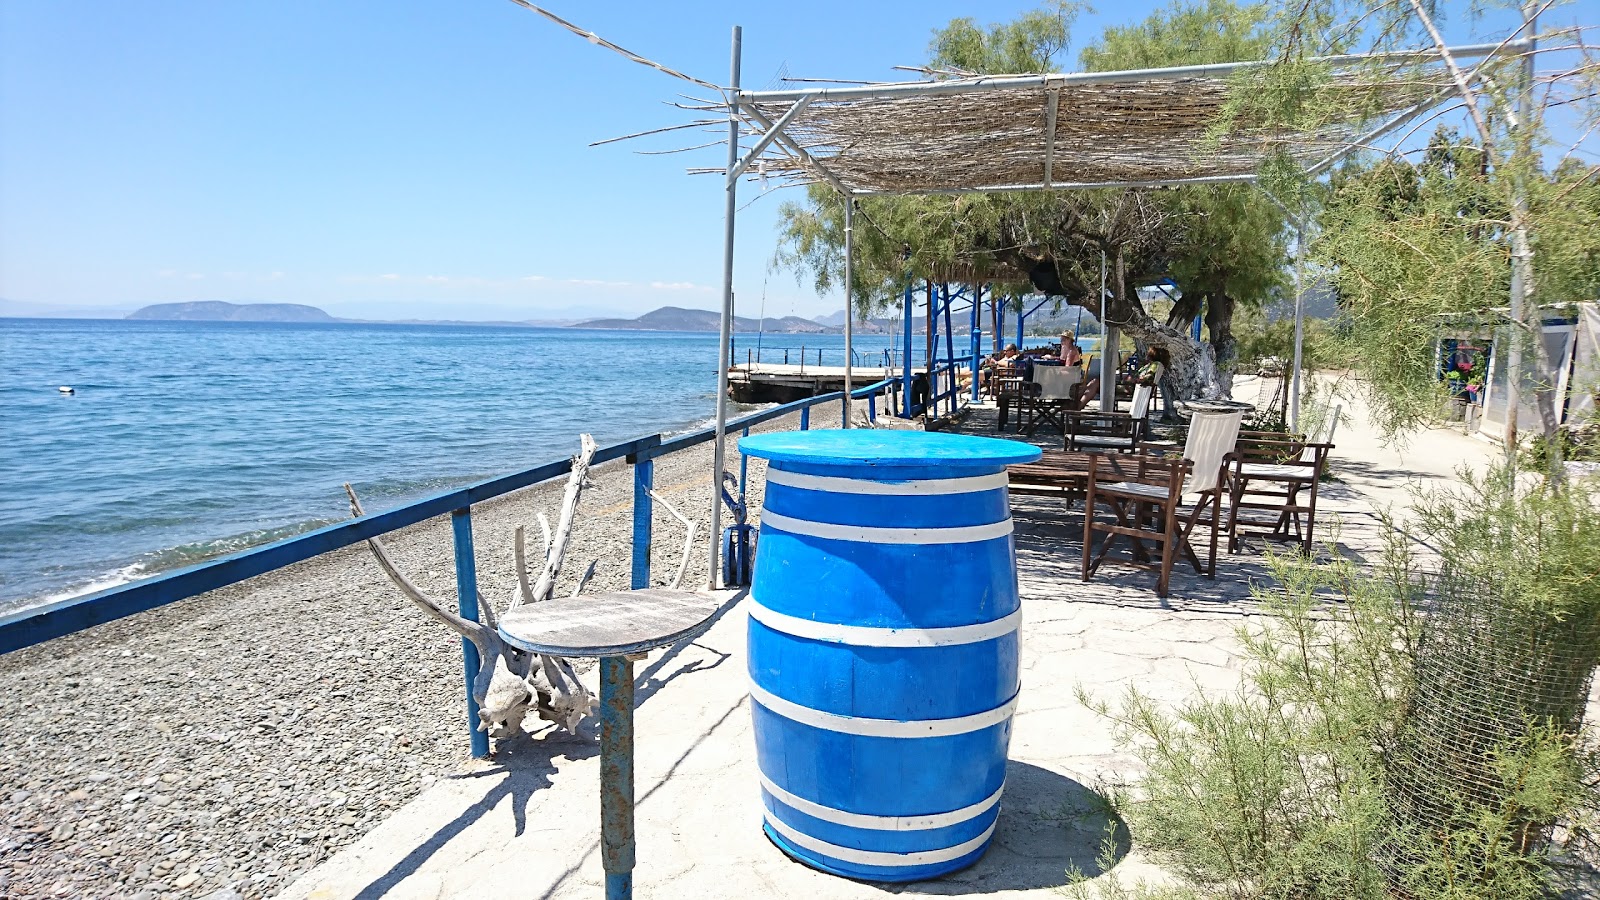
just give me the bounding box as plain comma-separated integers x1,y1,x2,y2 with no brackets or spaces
760,774,1003,831
749,601,1021,648
756,509,1013,545
765,468,1009,495
764,813,999,867
748,682,1018,738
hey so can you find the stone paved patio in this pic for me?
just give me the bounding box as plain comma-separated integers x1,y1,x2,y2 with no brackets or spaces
280,386,1507,900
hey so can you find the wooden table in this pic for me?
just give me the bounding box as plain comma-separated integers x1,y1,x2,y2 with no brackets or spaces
1007,449,1106,497
498,588,732,900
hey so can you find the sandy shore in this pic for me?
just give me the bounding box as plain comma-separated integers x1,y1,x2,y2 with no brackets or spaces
0,412,797,900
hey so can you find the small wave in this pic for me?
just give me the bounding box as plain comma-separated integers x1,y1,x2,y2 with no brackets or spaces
666,402,779,438
33,563,148,606
0,518,340,618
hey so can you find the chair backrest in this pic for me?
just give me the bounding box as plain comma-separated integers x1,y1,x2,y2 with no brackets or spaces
1034,365,1080,400
1181,408,1245,495
1129,383,1154,419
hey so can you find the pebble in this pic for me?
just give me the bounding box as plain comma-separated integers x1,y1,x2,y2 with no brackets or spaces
0,424,769,900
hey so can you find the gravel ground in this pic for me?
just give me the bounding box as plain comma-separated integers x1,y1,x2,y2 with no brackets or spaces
0,413,796,900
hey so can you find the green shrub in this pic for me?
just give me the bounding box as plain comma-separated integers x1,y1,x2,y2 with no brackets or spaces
1081,467,1600,899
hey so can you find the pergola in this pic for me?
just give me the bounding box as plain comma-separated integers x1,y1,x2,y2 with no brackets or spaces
692,33,1531,581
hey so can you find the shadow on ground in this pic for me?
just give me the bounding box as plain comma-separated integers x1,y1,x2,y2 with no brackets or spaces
864,760,1128,895
350,732,597,900
347,616,740,900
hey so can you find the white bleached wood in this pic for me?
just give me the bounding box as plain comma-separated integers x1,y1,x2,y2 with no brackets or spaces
645,487,697,591
531,434,597,603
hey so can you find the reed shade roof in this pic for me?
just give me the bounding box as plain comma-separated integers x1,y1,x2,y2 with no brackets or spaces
733,65,1452,194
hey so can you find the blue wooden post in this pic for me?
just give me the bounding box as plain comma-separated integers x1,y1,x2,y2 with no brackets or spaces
630,461,653,590
995,301,1005,355
970,284,982,402
901,279,915,417
934,286,947,413
1015,297,1024,351
739,426,750,493
600,655,635,900
799,406,810,431
450,508,490,759
868,393,877,422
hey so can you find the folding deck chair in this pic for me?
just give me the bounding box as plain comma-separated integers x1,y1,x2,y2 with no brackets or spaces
1081,405,1245,597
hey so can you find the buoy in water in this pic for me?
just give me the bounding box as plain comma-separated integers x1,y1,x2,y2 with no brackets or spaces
58,386,75,394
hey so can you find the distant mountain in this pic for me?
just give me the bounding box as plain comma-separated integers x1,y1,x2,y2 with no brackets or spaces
576,306,839,334
811,309,848,327
128,301,336,323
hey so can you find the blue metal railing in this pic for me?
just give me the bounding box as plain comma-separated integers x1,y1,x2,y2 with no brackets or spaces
0,376,900,756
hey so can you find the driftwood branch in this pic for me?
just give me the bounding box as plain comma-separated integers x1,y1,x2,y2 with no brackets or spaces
339,430,608,744
646,487,697,591
513,525,537,607
343,483,536,739
530,434,596,602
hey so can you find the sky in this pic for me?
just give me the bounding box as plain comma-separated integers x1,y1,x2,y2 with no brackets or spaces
0,1,1579,322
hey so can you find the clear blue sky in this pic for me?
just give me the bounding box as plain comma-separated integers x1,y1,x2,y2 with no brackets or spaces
0,1,1563,322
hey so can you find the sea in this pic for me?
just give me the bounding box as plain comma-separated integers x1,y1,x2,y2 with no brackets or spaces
0,317,928,614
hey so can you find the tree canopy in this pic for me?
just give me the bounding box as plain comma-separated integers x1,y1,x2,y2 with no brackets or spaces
771,0,1291,400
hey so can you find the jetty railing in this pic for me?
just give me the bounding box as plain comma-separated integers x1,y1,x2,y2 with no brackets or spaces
0,377,901,758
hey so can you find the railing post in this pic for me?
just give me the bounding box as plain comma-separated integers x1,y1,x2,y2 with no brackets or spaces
739,427,750,494
800,406,810,430
630,461,653,590
450,508,490,759
868,392,877,422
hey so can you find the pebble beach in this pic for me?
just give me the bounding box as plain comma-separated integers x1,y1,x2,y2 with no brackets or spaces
0,415,791,900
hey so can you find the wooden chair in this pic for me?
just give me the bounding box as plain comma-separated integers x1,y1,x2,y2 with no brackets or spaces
1082,454,1194,597
1225,437,1335,554
1081,406,1245,597
1023,365,1083,436
1063,383,1155,453
994,375,1027,431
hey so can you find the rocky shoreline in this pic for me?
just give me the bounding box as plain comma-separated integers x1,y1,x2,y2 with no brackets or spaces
0,414,791,900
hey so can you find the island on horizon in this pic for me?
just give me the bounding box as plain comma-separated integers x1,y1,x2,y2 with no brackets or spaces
117,301,888,333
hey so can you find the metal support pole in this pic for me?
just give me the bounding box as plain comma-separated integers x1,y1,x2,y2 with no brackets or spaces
630,461,653,590
901,278,914,417
709,26,742,590
842,199,854,428
1099,252,1115,411
970,284,982,401
1015,297,1024,350
450,508,489,759
599,655,635,900
1290,222,1305,431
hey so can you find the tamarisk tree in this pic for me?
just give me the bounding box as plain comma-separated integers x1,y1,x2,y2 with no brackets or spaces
772,0,1291,401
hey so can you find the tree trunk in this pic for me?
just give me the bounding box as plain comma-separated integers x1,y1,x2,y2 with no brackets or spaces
1203,292,1238,400
1103,249,1228,403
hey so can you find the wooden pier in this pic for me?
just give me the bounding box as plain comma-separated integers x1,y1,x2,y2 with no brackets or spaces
727,364,922,404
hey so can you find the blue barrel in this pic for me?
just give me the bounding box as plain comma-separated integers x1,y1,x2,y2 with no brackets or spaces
739,429,1042,882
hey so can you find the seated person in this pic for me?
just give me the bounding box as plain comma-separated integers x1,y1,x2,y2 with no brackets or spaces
1059,331,1085,368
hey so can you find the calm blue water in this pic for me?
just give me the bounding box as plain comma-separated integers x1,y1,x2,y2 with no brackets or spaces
0,318,926,611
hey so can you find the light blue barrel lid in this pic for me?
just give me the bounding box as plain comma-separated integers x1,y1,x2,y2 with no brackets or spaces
740,429,1041,468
